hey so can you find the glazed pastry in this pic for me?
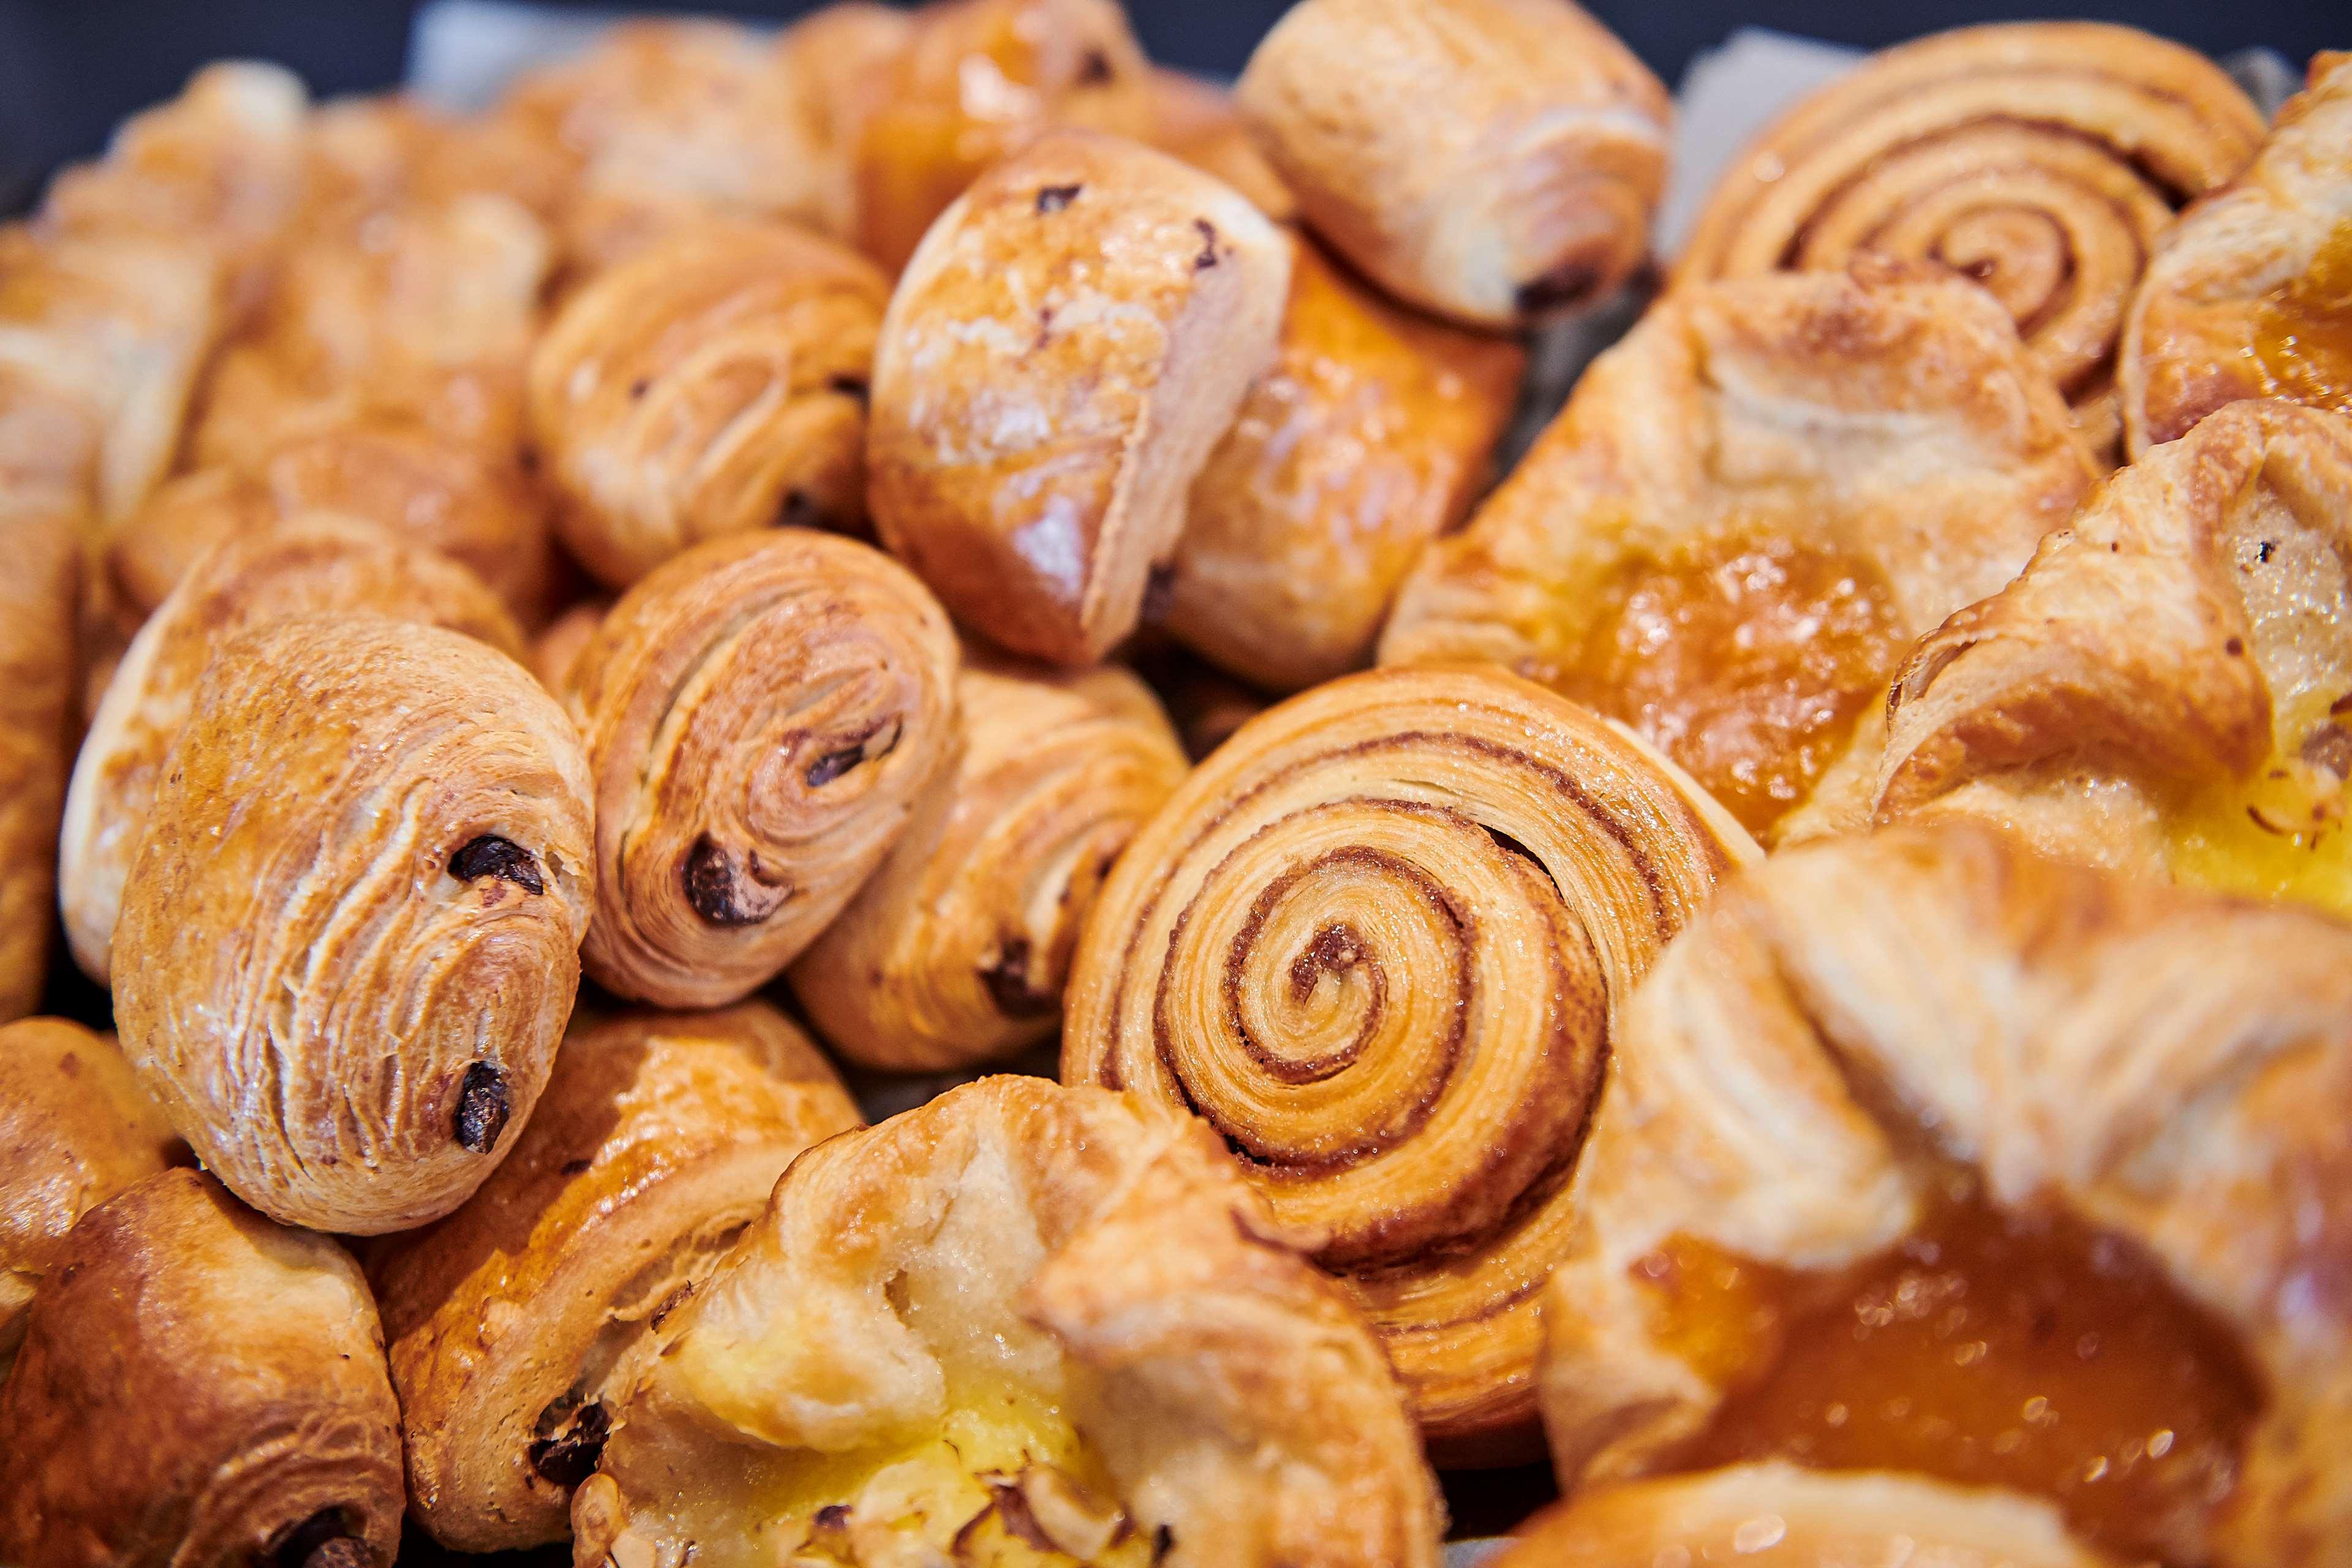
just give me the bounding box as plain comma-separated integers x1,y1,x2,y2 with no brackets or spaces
1160,235,1524,691
111,616,594,1233
529,596,609,694
869,131,1290,666
1144,69,1295,223
1235,0,1670,329
563,529,957,1008
1063,665,1755,1455
788,654,1186,1071
1381,261,2100,841
0,1169,402,1568
61,514,523,986
371,1001,863,1550
569,1076,1444,1568
2122,53,2352,454
0,502,81,1020
1676,23,2266,458
527,219,889,587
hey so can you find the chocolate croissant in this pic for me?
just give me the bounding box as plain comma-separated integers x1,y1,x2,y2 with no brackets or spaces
111,616,594,1234
0,500,80,1020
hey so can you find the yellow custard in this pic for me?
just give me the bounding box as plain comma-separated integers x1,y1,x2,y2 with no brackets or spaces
2163,679,2352,917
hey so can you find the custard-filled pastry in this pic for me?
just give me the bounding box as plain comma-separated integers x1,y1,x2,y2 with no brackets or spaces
529,596,609,694
1063,666,1756,1455
1161,235,1524,692
564,529,957,1008
789,654,1186,1071
1381,262,2100,842
1536,822,2352,1567
1235,0,1670,330
1143,69,1295,224
62,514,523,986
0,1169,402,1568
570,1076,1444,1568
1676,23,2266,459
870,132,1289,666
527,219,888,587
371,1001,863,1551
112,617,593,1233
0,503,80,1020
2122,53,2352,454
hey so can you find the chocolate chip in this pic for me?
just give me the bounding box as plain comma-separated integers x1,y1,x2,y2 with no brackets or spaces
2225,636,2245,656
448,836,544,895
559,1157,593,1176
827,374,869,405
271,1510,367,1568
806,718,902,787
454,1063,511,1153
1191,218,1219,270
681,835,777,927
2258,540,2277,563
527,1400,610,1490
1077,47,1114,85
979,938,1056,1018
1514,259,1600,315
1153,1523,1177,1562
1036,183,1082,214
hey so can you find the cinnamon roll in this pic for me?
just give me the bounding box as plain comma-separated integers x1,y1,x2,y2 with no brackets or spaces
563,529,958,1008
1676,22,2267,458
788,654,1186,1071
1062,665,1756,1455
0,500,80,1020
111,616,594,1234
570,1076,1443,1568
869,131,1290,666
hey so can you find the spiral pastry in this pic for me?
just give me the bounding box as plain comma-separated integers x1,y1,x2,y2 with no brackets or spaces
0,501,79,1020
789,654,1187,1072
1062,665,1755,1454
1676,23,2267,458
564,529,958,1008
111,617,594,1234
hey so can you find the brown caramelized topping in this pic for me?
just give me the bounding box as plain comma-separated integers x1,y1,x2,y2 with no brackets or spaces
2253,219,2352,415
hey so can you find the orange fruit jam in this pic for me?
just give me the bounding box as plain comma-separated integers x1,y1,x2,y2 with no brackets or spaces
2252,219,2352,415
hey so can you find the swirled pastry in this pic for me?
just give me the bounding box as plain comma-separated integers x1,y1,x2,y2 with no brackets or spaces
1676,23,2266,458
371,1001,862,1550
112,617,594,1233
0,501,80,1020
1236,0,1669,329
789,654,1186,1071
870,132,1289,666
1381,261,2100,841
527,219,889,587
563,529,957,1008
2122,53,2352,454
1063,665,1755,1454
0,1169,402,1568
570,1076,1443,1568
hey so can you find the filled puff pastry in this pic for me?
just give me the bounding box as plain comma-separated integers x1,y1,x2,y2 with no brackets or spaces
788,654,1187,1071
1064,666,1755,1455
0,1168,402,1568
370,1001,863,1551
112,617,594,1234
563,529,958,1008
1235,0,1669,330
569,1076,1444,1568
0,498,81,1020
1381,261,2101,841
527,219,889,587
869,131,1289,666
2122,53,2352,454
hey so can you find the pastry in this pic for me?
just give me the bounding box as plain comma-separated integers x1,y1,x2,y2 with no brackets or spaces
1676,22,2267,458
2122,53,2352,453
0,500,81,1020
568,1076,1444,1568
1534,822,2352,1567
371,1001,863,1550
527,218,889,587
1142,69,1295,222
296,94,573,237
869,131,1289,666
1381,261,2100,841
562,529,958,1008
1235,0,1670,330
0,1168,402,1568
529,596,609,694
61,514,523,986
1063,665,1755,1455
111,616,594,1233
788,653,1186,1071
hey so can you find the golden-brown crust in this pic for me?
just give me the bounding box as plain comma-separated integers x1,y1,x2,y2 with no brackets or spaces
1235,0,1668,329
0,500,80,1020
869,131,1291,666
1143,69,1295,224
111,617,594,1234
528,597,609,695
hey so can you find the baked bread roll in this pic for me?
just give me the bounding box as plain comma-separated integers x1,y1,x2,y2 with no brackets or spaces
2122,53,2352,454
0,1168,402,1568
1063,665,1755,1455
1235,0,1670,330
527,219,889,587
788,654,1186,1071
112,616,594,1234
564,529,957,1008
870,131,1289,666
0,500,81,1020
570,1076,1444,1568
1677,23,2267,459
1382,261,2100,842
371,1001,863,1551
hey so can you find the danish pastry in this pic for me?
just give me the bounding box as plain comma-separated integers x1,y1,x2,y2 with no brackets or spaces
0,500,80,1020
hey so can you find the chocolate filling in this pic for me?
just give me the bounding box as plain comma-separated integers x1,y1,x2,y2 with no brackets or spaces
1036,183,1082,214
453,1062,511,1153
527,1398,611,1491
448,835,544,895
268,1509,368,1568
